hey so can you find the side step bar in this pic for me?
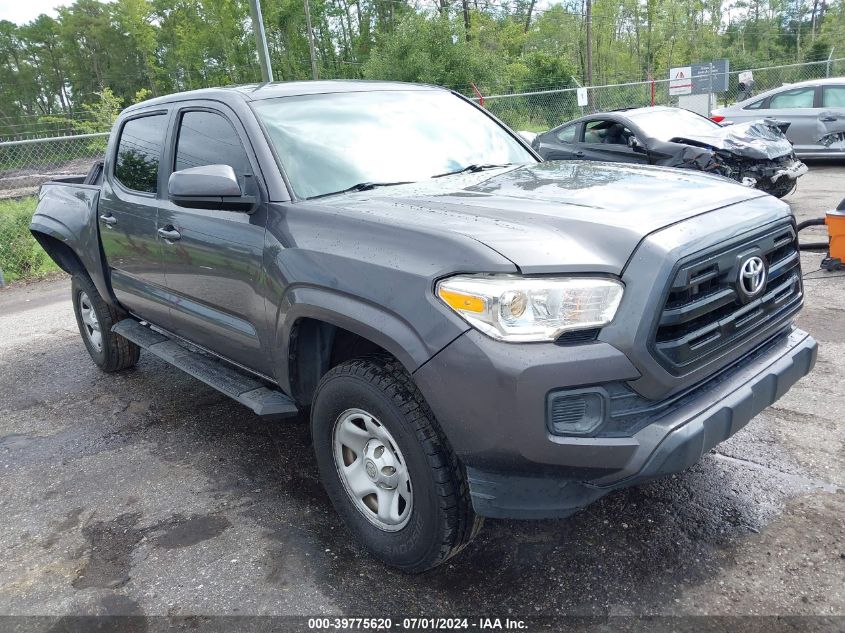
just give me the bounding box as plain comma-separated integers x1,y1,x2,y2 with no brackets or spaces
112,319,298,417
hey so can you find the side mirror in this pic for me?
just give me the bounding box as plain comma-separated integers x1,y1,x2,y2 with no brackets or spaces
168,164,256,212
628,136,645,152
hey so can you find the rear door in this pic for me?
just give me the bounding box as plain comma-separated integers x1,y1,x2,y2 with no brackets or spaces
758,85,822,154
99,110,172,326
535,122,582,160
818,84,845,154
157,103,272,375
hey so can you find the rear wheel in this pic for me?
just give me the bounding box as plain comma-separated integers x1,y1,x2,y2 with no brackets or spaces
71,274,140,372
311,356,482,573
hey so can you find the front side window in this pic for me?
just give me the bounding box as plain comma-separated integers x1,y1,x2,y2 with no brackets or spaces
769,87,816,109
252,90,535,199
175,111,253,185
114,114,167,193
822,86,845,108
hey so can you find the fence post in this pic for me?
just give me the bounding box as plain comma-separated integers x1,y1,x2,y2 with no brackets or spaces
0,267,5,288
827,48,835,78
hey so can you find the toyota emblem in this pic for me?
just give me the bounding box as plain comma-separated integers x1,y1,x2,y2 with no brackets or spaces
738,256,767,299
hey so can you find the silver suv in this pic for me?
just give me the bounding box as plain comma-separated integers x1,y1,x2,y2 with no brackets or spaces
711,77,845,157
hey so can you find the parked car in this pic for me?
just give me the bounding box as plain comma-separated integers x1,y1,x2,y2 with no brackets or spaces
31,81,817,572
531,106,807,197
711,77,845,157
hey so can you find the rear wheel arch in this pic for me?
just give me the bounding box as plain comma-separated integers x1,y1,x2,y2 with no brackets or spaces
30,231,86,276
30,222,117,307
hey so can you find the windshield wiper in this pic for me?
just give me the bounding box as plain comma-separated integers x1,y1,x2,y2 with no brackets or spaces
307,181,414,200
432,163,514,178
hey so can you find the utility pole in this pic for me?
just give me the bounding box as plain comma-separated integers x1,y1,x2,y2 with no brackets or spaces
585,0,593,87
248,0,274,82
304,0,319,80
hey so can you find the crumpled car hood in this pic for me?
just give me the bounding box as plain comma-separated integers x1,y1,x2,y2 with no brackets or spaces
670,119,794,160
314,161,777,274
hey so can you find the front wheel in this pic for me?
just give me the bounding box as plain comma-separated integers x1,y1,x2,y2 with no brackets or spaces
311,357,482,573
761,177,797,198
71,274,140,372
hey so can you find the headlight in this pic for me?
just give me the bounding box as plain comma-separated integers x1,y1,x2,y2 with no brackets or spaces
436,274,623,342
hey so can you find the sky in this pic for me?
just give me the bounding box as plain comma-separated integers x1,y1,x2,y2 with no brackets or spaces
0,0,65,24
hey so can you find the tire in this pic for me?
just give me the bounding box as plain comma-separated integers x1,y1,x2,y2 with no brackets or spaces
71,273,140,372
311,356,482,573
763,178,797,199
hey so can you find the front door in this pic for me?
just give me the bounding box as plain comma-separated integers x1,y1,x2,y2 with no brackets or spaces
157,105,272,375
99,111,172,326
578,119,648,164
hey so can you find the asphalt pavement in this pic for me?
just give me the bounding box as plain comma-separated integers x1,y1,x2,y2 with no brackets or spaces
0,166,843,627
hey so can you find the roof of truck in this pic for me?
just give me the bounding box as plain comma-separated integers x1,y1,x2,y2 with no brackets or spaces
124,80,444,113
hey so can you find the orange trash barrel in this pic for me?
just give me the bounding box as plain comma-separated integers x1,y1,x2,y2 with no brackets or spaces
827,208,845,261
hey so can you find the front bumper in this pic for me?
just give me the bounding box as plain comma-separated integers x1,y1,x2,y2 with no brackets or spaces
771,159,808,183
414,328,817,519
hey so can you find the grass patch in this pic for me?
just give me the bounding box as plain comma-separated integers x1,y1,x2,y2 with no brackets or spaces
0,197,60,283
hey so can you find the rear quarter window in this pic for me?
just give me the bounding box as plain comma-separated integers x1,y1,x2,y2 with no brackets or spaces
555,124,577,143
114,114,168,193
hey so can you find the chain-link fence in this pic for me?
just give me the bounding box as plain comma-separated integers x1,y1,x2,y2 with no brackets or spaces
480,57,845,132
0,133,107,285
1,57,844,284
0,133,108,199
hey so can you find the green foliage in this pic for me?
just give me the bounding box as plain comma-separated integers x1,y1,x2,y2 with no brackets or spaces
0,197,59,282
363,13,507,90
0,0,842,140
73,88,123,134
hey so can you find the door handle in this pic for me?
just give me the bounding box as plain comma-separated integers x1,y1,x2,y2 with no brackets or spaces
99,214,117,226
573,151,585,158
157,227,181,241
820,115,838,122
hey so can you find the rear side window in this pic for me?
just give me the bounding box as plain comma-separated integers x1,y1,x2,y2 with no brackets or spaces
174,110,253,182
555,124,577,143
743,99,765,110
822,86,845,108
114,114,167,193
768,87,816,109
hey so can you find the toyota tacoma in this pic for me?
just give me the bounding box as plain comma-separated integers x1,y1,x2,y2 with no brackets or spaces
30,81,817,572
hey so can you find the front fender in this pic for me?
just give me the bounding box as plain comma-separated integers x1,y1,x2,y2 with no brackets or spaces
273,285,467,393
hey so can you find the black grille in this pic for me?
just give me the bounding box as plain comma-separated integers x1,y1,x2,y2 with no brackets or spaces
597,329,791,437
653,224,802,374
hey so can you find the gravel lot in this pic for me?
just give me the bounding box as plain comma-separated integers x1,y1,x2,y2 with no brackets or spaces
1,166,843,628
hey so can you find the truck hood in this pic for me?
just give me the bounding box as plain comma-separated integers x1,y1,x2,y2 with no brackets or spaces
315,161,777,274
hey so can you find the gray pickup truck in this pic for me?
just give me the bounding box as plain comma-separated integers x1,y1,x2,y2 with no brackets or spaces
31,81,817,572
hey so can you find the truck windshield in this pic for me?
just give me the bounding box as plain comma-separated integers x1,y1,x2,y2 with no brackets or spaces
252,90,536,199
